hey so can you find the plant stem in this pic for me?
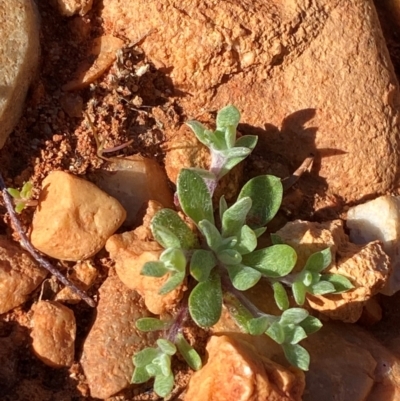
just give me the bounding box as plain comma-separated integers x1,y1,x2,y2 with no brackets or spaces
0,173,96,307
166,294,189,343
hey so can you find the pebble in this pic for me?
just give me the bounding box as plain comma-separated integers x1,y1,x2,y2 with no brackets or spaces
30,171,126,261
80,275,156,399
30,301,76,368
52,0,93,16
0,236,47,314
0,0,40,148
93,155,174,227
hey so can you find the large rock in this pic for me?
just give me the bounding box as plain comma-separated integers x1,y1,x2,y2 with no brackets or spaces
0,236,47,314
80,275,156,399
30,171,126,261
101,0,400,207
0,0,40,148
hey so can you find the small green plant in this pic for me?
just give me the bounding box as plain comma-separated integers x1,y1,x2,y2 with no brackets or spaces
131,105,353,396
7,181,36,213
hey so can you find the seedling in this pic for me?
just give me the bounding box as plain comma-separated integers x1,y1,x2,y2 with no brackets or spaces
132,105,353,396
7,181,36,213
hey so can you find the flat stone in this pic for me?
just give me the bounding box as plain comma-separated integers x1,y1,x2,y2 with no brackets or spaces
92,155,174,227
80,275,156,399
0,0,40,148
185,335,305,401
347,195,400,295
276,220,390,322
0,236,47,314
30,171,126,261
31,301,76,368
101,0,400,208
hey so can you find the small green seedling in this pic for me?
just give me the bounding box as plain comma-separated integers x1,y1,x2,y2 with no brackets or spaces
7,181,35,213
132,105,353,397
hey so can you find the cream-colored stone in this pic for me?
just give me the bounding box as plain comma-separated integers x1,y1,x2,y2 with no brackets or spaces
30,171,126,261
185,335,305,401
81,275,156,399
101,0,400,207
0,0,40,148
63,35,124,91
276,220,391,322
0,237,47,314
52,0,92,16
347,195,400,295
93,155,174,227
31,301,76,368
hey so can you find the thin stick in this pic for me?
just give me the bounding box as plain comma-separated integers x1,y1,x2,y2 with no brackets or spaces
281,155,314,191
0,173,96,307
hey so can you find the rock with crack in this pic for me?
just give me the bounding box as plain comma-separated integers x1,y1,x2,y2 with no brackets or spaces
185,334,305,401
276,220,391,323
101,0,400,210
80,275,156,399
0,236,47,314
30,301,76,368
0,0,40,148
106,201,186,314
30,171,126,261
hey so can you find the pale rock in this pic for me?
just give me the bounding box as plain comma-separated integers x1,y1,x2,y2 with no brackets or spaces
93,155,174,227
185,335,305,401
276,220,391,322
55,260,97,303
80,275,156,399
106,201,187,316
101,0,400,207
63,35,124,91
30,171,126,261
52,0,93,16
30,301,76,368
0,236,47,314
164,124,243,202
347,195,400,295
0,0,40,148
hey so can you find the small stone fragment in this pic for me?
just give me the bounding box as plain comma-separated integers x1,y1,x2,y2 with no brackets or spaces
62,35,124,91
55,261,97,303
30,171,126,261
93,155,174,227
51,0,93,16
185,335,305,401
347,195,400,295
0,0,40,148
31,301,76,368
80,275,156,399
59,92,83,118
276,220,391,322
0,236,47,314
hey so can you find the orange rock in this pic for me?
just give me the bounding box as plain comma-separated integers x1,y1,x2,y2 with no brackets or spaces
31,301,76,368
185,335,305,401
276,220,391,323
30,171,126,261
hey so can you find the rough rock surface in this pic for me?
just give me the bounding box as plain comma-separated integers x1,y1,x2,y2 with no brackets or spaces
51,0,93,16
30,171,126,261
106,202,186,315
276,220,391,322
347,195,400,295
185,335,305,401
0,0,40,148
80,275,156,399
93,155,174,227
101,0,400,206
0,237,47,314
30,301,76,368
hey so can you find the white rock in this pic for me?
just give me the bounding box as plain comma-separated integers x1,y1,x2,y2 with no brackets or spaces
52,0,92,16
347,195,400,295
0,0,40,148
